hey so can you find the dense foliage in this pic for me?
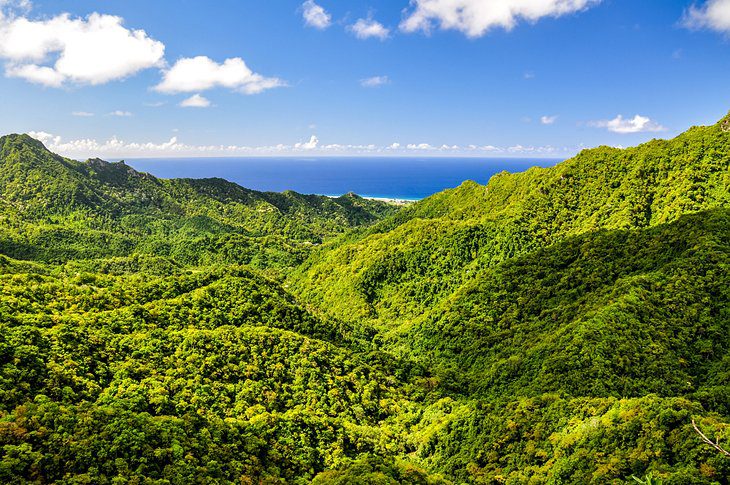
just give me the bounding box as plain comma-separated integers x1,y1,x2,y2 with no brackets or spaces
292,118,729,322
0,134,396,270
0,114,729,483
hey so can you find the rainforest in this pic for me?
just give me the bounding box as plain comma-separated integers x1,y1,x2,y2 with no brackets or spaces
0,111,728,484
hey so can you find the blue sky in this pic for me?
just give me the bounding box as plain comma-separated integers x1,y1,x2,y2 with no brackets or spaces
1,0,729,158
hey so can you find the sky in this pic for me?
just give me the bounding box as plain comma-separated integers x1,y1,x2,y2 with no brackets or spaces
1,0,730,159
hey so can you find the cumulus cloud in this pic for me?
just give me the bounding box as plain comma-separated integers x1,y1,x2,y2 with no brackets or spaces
589,114,666,134
407,143,435,150
108,110,132,117
26,130,579,158
27,131,330,157
72,111,94,117
302,0,331,29
349,17,390,40
360,75,390,87
540,115,557,125
682,0,730,32
400,0,601,38
179,94,211,108
29,131,184,156
6,63,64,86
295,135,319,150
0,12,164,87
28,131,60,147
155,56,285,95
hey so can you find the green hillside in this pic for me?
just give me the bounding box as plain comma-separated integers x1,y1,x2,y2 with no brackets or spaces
0,260,419,483
291,114,730,324
0,114,729,484
0,134,397,268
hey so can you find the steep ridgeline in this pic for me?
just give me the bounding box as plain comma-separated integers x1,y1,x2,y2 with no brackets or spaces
0,134,397,267
291,113,730,324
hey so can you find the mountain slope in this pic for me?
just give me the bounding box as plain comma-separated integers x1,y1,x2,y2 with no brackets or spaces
0,134,397,266
404,209,729,399
291,114,730,324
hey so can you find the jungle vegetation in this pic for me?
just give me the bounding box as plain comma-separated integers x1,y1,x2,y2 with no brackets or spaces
0,113,729,483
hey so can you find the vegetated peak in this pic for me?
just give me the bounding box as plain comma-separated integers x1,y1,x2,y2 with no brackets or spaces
458,179,481,188
85,157,124,167
0,133,53,155
85,157,143,175
407,111,730,223
82,157,157,187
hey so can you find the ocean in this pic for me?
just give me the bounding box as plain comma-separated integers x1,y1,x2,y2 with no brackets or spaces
124,157,561,201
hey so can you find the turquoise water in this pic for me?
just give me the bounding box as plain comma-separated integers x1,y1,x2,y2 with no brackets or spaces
125,157,560,200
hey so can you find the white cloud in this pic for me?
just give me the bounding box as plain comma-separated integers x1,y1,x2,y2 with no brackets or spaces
322,143,378,151
28,130,60,147
682,0,730,32
30,131,183,156
6,63,64,86
403,143,464,151
179,94,211,108
540,115,557,125
0,0,32,12
349,17,390,40
295,135,319,150
467,144,499,151
0,12,164,87
302,0,331,29
155,56,285,95
589,114,666,134
360,75,390,87
108,110,132,117
407,143,435,150
400,0,601,38
72,111,94,117
26,130,581,158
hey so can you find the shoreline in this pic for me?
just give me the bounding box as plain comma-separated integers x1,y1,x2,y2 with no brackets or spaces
361,196,418,206
325,193,420,205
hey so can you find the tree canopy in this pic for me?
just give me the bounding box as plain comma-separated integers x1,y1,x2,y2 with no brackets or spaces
0,114,729,483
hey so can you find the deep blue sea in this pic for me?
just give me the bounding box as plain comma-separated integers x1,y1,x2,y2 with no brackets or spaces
125,157,561,200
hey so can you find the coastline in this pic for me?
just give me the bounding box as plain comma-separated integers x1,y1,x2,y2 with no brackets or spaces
325,193,419,205
361,196,418,206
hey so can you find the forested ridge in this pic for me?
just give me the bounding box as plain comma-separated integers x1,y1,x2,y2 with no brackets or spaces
0,114,728,484
0,134,396,272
